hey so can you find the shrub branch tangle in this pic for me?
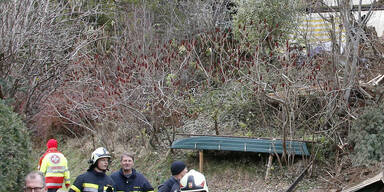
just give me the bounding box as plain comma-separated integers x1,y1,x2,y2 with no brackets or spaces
2,0,383,177
0,0,101,133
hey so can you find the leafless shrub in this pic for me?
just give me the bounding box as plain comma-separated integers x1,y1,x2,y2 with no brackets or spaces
0,0,101,133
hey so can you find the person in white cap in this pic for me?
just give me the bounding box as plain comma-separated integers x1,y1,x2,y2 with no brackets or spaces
180,169,209,192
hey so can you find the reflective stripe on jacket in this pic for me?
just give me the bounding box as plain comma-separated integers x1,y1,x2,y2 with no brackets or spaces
69,169,116,192
39,149,70,189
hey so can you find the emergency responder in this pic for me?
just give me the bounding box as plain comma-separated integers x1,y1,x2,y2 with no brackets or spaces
180,169,209,192
24,171,48,192
38,139,70,192
110,153,154,192
69,147,116,192
158,161,188,192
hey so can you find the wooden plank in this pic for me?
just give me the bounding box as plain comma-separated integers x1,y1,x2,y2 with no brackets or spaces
265,154,274,180
199,150,204,173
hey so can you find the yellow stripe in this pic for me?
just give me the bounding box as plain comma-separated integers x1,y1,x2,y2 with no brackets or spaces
83,183,99,189
306,38,346,43
292,15,348,45
301,23,335,28
70,185,81,192
308,33,346,37
103,186,114,191
290,32,346,37
299,28,343,32
301,18,342,23
308,33,330,38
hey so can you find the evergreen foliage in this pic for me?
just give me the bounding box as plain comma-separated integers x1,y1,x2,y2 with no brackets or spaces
232,0,303,52
349,106,384,165
0,100,32,191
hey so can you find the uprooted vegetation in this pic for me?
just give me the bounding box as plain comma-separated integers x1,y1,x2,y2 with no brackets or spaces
2,0,384,191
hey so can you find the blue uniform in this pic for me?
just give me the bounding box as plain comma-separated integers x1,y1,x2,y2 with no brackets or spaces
158,177,180,192
110,168,154,192
69,170,116,192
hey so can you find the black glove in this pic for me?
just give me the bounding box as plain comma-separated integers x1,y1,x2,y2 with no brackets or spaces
106,185,113,192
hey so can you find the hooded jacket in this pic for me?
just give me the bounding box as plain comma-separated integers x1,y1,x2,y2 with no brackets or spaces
39,144,70,189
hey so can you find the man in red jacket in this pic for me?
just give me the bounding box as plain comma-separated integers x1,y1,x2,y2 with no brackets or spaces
38,139,70,192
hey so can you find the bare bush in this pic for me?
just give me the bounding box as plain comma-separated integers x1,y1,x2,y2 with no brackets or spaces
0,0,100,135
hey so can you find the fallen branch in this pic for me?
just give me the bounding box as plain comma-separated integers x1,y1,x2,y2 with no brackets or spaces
285,160,314,192
358,86,373,99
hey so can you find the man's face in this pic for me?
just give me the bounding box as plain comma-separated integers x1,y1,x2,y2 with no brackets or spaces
180,167,188,178
96,157,109,171
121,155,134,172
25,176,46,192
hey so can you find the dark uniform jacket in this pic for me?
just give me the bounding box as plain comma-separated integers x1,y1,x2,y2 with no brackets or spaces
69,169,116,192
158,176,180,192
110,168,154,192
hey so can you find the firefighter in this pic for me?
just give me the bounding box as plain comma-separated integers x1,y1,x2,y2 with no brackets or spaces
69,147,116,192
180,169,209,192
158,161,188,192
110,153,154,192
38,139,70,192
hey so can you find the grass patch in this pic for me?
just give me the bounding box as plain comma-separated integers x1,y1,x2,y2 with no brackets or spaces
32,137,322,191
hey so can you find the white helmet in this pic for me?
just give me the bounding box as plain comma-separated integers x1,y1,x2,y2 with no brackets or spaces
180,169,209,192
89,147,111,165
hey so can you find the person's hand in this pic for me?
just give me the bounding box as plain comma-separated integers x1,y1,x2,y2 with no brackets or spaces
65,184,70,188
106,185,113,192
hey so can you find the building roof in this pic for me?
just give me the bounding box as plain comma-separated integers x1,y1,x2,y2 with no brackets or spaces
342,171,384,192
171,136,310,156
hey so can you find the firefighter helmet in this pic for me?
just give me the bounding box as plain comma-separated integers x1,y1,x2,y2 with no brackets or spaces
89,147,111,165
180,169,209,192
